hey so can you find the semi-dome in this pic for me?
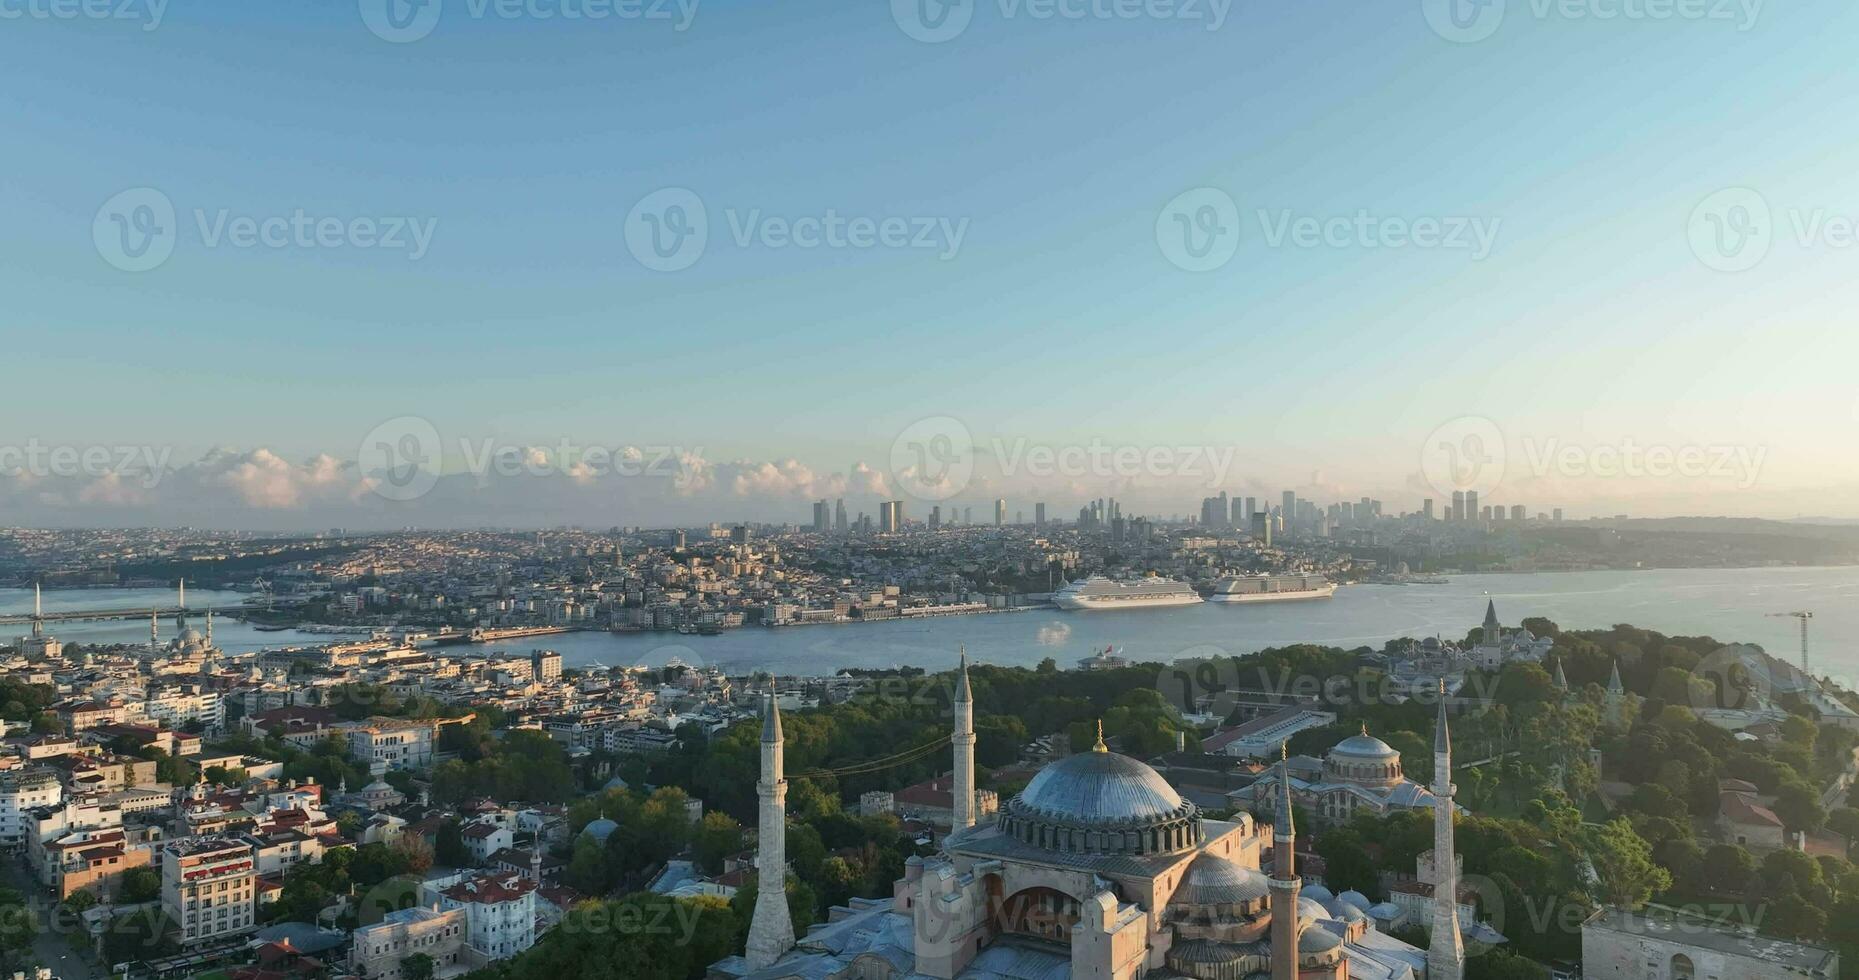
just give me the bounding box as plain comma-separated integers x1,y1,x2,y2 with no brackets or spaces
1170,852,1271,906
1018,750,1184,824
1297,924,1343,954
998,748,1202,857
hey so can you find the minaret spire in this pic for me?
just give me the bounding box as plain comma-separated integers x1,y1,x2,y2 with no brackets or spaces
952,647,976,830
1429,678,1465,980
30,582,43,638
1268,740,1299,980
746,677,795,969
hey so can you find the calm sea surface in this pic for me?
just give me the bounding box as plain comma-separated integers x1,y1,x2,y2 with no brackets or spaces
6,567,1857,682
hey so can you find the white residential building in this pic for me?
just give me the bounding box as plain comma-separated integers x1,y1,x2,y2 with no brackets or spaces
0,767,63,846
343,717,438,770
425,871,538,961
140,685,225,732
162,836,258,946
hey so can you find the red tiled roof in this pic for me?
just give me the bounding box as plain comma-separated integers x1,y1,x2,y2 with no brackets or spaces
442,873,537,904
1720,791,1784,829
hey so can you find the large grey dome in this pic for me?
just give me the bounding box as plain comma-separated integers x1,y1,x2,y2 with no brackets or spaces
997,749,1202,857
1018,751,1184,823
1330,733,1398,760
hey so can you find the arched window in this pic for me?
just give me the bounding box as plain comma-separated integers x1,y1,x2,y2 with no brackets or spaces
1670,953,1695,980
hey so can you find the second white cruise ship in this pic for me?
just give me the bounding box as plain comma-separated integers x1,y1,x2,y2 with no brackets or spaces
1051,575,1203,611
1207,573,1338,603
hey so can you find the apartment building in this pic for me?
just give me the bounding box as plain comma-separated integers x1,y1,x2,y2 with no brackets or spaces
54,699,133,734
162,836,259,946
140,684,225,732
27,797,123,882
0,767,62,846
43,826,153,900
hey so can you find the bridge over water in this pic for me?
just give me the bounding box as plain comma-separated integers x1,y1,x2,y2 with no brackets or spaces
0,605,255,626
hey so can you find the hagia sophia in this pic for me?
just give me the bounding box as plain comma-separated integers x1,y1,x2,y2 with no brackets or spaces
710,655,1468,980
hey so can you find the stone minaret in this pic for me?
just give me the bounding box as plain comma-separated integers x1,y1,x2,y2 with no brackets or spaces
1430,679,1465,980
1269,742,1299,980
746,680,796,969
149,611,159,653
1604,658,1628,726
952,648,976,830
30,583,43,638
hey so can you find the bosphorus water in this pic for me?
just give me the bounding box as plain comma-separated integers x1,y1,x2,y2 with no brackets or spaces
7,566,1858,684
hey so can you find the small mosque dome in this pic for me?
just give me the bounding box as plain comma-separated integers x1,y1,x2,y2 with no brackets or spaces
582,815,619,843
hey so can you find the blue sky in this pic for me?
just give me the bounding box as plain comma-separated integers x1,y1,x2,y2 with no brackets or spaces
4,0,1858,526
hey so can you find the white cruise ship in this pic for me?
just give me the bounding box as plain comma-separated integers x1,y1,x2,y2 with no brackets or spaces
1051,575,1203,611
1207,573,1337,603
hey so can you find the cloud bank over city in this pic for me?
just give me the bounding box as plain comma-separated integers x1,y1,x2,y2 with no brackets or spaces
0,438,1845,530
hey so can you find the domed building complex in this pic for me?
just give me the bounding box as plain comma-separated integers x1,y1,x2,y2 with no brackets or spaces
710,657,1466,980
1228,726,1454,827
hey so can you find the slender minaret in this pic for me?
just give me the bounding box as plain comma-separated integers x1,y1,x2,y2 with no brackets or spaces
205,610,214,647
30,583,44,638
1604,658,1628,726
149,611,159,653
1551,656,1569,694
952,647,976,830
1268,741,1299,980
746,679,795,969
1430,678,1465,980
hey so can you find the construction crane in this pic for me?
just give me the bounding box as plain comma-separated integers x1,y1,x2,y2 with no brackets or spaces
1767,611,1814,675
